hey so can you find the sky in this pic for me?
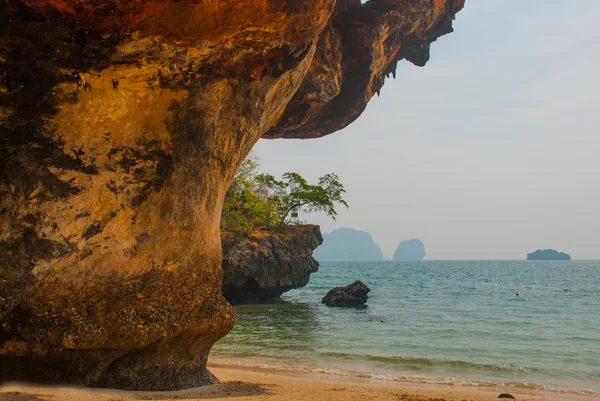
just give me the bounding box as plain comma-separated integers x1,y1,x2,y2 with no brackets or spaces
252,1,600,260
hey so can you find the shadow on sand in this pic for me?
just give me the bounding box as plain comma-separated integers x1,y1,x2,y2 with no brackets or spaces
0,381,275,401
133,381,275,400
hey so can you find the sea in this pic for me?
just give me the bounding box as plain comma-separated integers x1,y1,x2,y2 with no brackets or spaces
211,261,600,397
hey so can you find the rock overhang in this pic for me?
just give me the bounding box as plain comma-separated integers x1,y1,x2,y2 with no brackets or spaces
0,0,465,390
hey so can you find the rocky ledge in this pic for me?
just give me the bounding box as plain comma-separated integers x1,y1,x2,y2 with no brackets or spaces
222,225,323,304
1,0,465,390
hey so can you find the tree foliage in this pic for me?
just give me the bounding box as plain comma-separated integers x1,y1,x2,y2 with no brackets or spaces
221,154,348,233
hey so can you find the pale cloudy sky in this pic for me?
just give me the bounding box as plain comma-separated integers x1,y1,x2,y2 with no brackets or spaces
252,1,600,260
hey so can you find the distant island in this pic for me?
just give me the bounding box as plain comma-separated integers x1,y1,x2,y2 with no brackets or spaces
393,239,426,261
314,228,383,261
527,249,571,260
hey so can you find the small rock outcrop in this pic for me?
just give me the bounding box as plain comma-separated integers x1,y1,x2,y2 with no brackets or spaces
322,281,370,307
526,249,571,260
393,239,426,261
222,225,323,304
314,228,383,261
498,394,516,400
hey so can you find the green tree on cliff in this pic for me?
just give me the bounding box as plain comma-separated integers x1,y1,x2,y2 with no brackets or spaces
221,155,348,232
220,154,270,232
275,172,348,226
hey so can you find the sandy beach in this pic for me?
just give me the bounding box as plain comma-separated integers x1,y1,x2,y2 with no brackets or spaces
1,364,596,401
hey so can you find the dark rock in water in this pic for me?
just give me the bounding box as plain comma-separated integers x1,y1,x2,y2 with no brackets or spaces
498,394,516,399
222,225,323,304
322,281,370,307
526,249,571,260
393,239,426,261
314,228,383,261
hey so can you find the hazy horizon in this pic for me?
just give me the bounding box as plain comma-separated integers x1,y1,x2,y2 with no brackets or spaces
313,226,596,261
252,1,600,260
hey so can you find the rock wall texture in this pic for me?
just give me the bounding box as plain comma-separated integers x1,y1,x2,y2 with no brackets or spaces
0,0,464,390
222,225,322,304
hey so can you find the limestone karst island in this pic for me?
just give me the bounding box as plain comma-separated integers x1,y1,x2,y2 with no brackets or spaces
3,2,599,401
527,249,572,261
393,239,427,261
314,228,383,261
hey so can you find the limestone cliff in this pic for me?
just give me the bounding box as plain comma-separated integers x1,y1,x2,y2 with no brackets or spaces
393,239,427,261
315,228,383,261
221,225,322,304
0,0,465,390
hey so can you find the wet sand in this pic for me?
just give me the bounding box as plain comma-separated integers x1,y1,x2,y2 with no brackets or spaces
0,364,596,401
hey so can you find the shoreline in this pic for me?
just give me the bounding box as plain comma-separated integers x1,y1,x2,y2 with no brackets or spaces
208,357,600,398
216,260,600,400
1,364,598,401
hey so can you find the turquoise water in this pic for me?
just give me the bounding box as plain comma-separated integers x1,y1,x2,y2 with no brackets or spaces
211,261,600,395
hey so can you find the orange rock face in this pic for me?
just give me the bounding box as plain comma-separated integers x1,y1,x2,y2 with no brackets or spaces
0,0,464,390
